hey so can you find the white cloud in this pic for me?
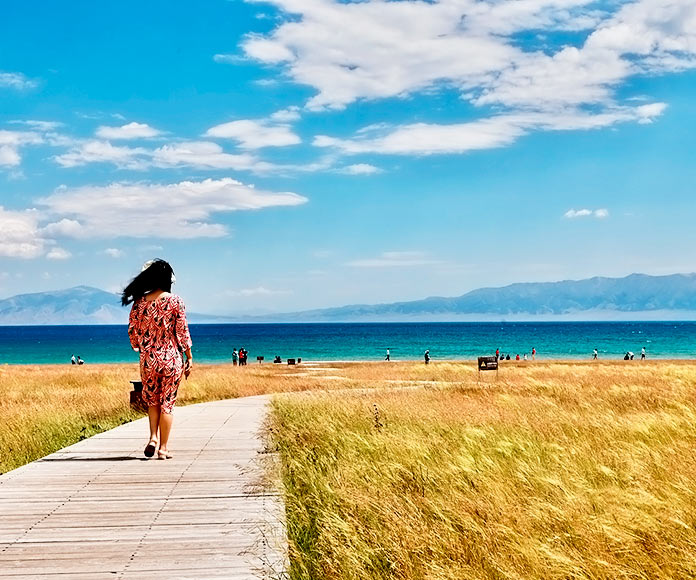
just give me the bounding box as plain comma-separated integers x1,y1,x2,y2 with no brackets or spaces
315,106,666,155
224,286,291,297
95,122,161,140
104,248,124,258
0,207,46,258
339,163,382,175
39,178,308,239
347,251,440,268
53,139,277,172
205,120,300,149
9,120,63,131
241,0,693,152
0,71,37,90
46,247,72,260
55,140,148,169
564,208,609,219
212,53,247,64
0,130,43,167
151,141,263,170
270,107,301,122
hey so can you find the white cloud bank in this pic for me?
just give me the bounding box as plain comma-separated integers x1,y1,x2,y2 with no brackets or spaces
39,178,308,239
0,71,37,91
96,122,161,140
205,118,301,149
347,251,440,268
243,0,694,153
0,130,43,167
0,207,47,258
564,208,609,219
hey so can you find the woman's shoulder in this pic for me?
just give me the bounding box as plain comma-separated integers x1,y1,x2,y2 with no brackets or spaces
167,293,186,307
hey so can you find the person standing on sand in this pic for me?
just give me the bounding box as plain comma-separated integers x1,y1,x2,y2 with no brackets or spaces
71,354,76,365
532,347,536,361
424,350,430,364
641,347,646,360
495,348,500,360
232,348,238,366
593,348,598,360
385,348,390,361
122,259,192,460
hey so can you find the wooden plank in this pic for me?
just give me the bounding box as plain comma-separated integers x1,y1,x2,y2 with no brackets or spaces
0,395,287,578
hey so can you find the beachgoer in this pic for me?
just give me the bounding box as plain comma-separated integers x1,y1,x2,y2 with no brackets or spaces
532,347,536,360
593,348,598,360
624,352,630,360
232,348,238,366
71,354,77,365
523,353,528,361
424,349,430,364
240,348,247,366
385,348,390,361
505,354,510,360
515,354,520,361
77,356,84,365
629,351,634,360
122,259,192,460
641,347,646,360
274,355,281,364
495,348,500,360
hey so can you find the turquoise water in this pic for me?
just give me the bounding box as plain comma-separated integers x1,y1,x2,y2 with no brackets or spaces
0,322,694,364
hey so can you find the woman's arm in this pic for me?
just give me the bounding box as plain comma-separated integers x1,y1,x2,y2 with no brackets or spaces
127,304,140,351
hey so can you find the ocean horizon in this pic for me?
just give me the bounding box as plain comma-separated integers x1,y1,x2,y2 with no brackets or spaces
1,321,694,365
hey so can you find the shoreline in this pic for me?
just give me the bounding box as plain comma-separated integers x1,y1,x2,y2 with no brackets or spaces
3,357,695,368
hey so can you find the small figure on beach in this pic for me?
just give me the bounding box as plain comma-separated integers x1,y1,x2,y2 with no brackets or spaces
122,259,192,461
505,354,510,360
515,354,520,360
532,347,536,361
232,348,238,366
71,354,77,365
624,351,634,360
523,353,528,361
77,356,84,365
385,348,390,361
239,348,248,366
495,348,500,360
274,355,282,364
593,348,598,360
641,347,646,360
424,349,430,364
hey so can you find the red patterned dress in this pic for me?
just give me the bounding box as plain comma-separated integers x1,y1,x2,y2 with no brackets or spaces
128,294,192,414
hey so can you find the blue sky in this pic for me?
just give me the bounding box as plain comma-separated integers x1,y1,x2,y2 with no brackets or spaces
1,0,695,315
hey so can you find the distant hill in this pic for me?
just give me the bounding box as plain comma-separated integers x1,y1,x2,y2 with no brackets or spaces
0,286,234,325
2,274,696,325
260,273,696,321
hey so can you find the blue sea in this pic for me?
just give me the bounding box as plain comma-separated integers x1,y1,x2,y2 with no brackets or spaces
0,322,694,365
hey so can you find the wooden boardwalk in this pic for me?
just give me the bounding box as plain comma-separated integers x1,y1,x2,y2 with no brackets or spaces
0,395,287,579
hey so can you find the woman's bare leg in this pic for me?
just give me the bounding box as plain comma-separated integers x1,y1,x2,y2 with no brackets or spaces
147,405,160,444
158,411,173,451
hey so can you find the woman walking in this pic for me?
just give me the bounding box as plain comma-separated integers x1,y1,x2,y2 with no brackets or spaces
122,260,192,459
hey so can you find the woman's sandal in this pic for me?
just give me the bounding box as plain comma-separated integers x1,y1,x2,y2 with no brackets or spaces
157,449,172,460
144,439,157,458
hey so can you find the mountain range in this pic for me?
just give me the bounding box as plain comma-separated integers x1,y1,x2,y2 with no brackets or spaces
1,273,696,325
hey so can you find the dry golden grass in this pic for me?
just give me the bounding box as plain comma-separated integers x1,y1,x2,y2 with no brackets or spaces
270,360,696,579
0,359,402,473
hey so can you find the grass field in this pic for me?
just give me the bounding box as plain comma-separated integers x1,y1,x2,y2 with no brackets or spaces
0,361,320,473
270,361,696,579
4,359,696,579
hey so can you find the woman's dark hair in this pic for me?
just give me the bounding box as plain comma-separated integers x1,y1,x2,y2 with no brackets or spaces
121,259,174,306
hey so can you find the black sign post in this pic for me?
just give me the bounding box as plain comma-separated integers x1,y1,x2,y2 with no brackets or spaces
477,356,499,381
